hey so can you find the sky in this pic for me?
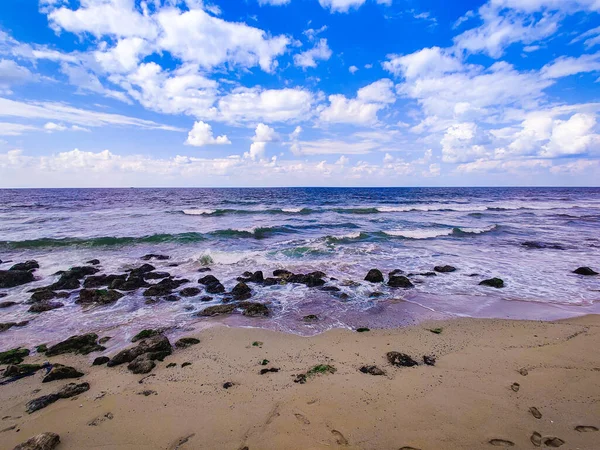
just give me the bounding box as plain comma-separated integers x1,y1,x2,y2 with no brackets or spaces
0,0,599,187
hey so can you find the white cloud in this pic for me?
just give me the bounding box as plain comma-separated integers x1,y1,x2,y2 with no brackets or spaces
0,122,38,136
571,26,600,49
303,25,328,41
541,52,600,79
383,47,463,78
258,0,291,5
245,123,277,160
349,65,359,74
356,78,395,103
185,121,231,147
441,122,490,163
0,59,34,89
294,39,332,69
540,113,599,157
318,0,391,13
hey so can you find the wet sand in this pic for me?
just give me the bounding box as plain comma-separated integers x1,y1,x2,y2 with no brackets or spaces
1,315,599,450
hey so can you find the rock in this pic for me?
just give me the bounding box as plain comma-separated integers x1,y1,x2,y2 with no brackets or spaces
26,382,90,413
369,291,384,298
163,295,180,302
423,355,436,366
98,336,111,344
364,269,384,283
419,272,437,277
107,335,172,367
0,347,30,364
260,368,279,375
83,274,126,288
0,301,17,309
273,269,292,278
42,364,84,383
198,275,220,285
0,270,35,288
240,302,269,317
479,278,504,288
303,314,319,322
387,276,414,288
223,382,234,389
86,259,101,265
262,277,280,286
127,355,156,374
356,327,370,332
205,282,225,294
573,266,598,276
28,301,64,313
197,267,211,273
45,334,104,356
4,364,44,377
232,282,251,300
389,269,404,277
293,374,307,384
359,365,385,375
387,352,419,367
320,286,341,292
13,432,60,450
128,264,155,277
48,266,100,290
522,241,564,250
198,296,212,302
76,289,123,305
181,362,192,368
92,356,110,366
180,287,201,297
143,284,173,297
109,275,148,291
197,304,236,316
132,329,162,342
143,271,171,280
36,344,48,353
29,289,59,303
0,321,29,332
141,254,170,261
434,265,457,273
9,260,39,272
175,338,200,348
249,271,264,283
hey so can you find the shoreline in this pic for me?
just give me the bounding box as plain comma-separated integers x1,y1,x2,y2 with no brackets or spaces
1,315,599,449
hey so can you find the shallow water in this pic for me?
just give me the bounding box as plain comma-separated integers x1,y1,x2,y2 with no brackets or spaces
1,187,599,351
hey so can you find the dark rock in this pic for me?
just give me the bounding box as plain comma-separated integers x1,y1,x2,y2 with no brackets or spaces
423,355,436,366
9,260,39,272
180,287,201,297
76,289,123,305
36,344,48,353
199,296,213,302
181,362,192,367
132,329,162,342
305,274,326,287
28,301,64,313
86,259,101,265
198,275,220,285
223,382,234,389
419,272,437,277
238,271,264,283
573,267,598,276
0,270,35,288
141,254,170,261
83,274,126,288
143,271,171,280
13,432,60,450
262,277,280,286
163,295,180,302
175,337,200,348
92,356,110,366
293,374,307,384
303,314,319,322
356,327,370,332
479,278,504,288
359,365,385,376
109,275,148,291
29,289,59,303
240,302,269,317
42,364,84,383
98,336,111,344
389,269,404,277
143,284,173,297
0,347,30,364
232,282,251,300
127,264,155,277
0,321,29,332
49,266,100,290
320,285,341,292
273,269,292,278
205,282,225,294
260,368,279,375
127,355,156,374
388,276,414,288
387,351,419,367
334,292,350,300
197,267,211,273
0,301,17,308
26,382,89,413
107,335,172,367
365,269,384,283
434,265,457,273
4,364,43,377
197,304,236,316
45,333,104,356
369,291,384,298
521,241,565,250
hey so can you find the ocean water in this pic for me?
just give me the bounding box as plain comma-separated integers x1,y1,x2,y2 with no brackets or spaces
1,187,599,352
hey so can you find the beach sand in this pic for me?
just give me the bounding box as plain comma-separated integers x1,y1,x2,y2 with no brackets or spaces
1,315,599,450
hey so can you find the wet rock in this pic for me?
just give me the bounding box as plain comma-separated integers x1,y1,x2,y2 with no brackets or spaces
197,267,211,273
359,365,385,376
240,302,269,317
0,321,29,332
175,337,200,348
109,275,148,291
42,364,84,383
423,355,436,366
143,271,171,280
4,364,43,377
205,282,225,294
197,304,236,316
163,294,180,302
389,269,404,277
232,282,252,300
29,289,59,303
141,254,170,261
260,367,279,375
419,272,437,277
573,266,598,276
13,432,60,450
98,336,111,344
238,271,264,283
273,269,292,278
522,241,564,250
127,355,156,374
9,260,39,272
320,286,341,292
76,289,124,305
198,275,220,285
49,266,100,291
179,287,201,297
434,265,457,273
262,277,280,286
0,301,17,309
92,356,110,366
0,347,30,364
479,278,504,288
388,276,414,288
26,383,90,413
143,284,173,297
0,270,35,288
199,296,213,302
364,269,384,283
83,274,126,288
131,329,162,342
86,259,100,265
127,264,155,277
387,352,419,367
45,333,104,356
303,314,319,322
107,335,172,368
28,301,64,313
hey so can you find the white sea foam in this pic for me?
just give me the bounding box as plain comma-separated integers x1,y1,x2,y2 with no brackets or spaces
183,209,216,215
281,207,304,213
384,229,454,239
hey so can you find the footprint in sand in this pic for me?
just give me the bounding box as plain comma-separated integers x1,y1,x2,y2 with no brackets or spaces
168,433,196,450
531,432,542,447
489,439,515,446
331,429,348,446
294,413,310,425
510,383,520,392
87,412,114,426
575,426,598,432
543,437,565,447
529,407,542,419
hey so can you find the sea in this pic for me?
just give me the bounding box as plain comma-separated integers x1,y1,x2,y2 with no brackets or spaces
1,187,599,352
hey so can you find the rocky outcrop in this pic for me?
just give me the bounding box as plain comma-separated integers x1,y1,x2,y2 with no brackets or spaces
240,302,269,317
107,335,172,369
175,338,200,348
83,274,126,288
179,287,201,297
45,334,104,356
359,365,385,375
48,266,100,290
388,276,414,288
42,364,84,383
92,356,110,366
238,271,264,283
197,304,236,316
434,265,457,273
0,301,17,309
13,432,60,450
198,275,225,294
387,352,419,367
364,269,384,283
573,267,598,276
28,301,64,313
0,321,29,332
479,278,504,288
141,254,170,261
142,278,188,297
231,282,252,300
143,271,171,280
0,270,35,288
9,260,39,272
76,289,123,305
127,264,155,277
0,347,30,364
86,259,101,265
26,382,90,413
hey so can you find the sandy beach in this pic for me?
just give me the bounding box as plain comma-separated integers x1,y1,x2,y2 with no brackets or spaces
1,314,599,450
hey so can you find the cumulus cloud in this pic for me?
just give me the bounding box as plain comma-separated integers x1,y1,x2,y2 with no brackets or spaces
0,59,35,90
185,121,231,147
245,123,278,160
318,0,391,13
294,39,332,69
540,52,600,79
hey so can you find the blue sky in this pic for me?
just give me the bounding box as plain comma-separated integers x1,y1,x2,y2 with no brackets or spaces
0,0,599,187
